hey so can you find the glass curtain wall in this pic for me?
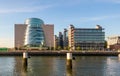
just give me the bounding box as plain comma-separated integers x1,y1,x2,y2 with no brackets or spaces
24,18,45,47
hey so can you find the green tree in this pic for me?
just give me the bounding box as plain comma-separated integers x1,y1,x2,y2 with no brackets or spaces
54,47,57,50
64,46,68,50
57,46,62,50
104,40,107,49
76,46,81,51
51,47,54,50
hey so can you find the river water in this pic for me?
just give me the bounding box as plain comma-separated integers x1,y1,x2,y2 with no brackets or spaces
0,56,120,76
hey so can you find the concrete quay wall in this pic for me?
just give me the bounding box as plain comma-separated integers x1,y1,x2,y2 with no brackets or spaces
0,51,119,56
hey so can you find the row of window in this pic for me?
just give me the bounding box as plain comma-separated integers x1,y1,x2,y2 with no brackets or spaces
74,40,104,43
75,29,103,32
29,32,44,35
28,37,44,40
29,26,43,28
74,35,104,38
74,41,105,43
74,36,104,39
74,32,104,35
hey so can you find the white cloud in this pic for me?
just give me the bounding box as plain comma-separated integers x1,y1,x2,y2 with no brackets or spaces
0,5,54,14
95,0,120,4
108,0,120,3
79,15,120,22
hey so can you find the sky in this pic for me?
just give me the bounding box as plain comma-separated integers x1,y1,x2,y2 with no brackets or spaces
0,0,120,48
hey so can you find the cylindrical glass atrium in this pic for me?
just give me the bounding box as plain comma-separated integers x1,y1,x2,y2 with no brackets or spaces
24,18,45,47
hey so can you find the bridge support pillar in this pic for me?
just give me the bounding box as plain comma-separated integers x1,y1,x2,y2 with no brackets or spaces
66,53,72,69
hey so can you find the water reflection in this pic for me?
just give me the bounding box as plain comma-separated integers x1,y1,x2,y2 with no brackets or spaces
66,69,73,76
0,57,15,76
105,57,120,76
22,58,28,73
72,56,107,76
28,56,55,76
22,63,28,72
118,57,120,61
1,56,120,76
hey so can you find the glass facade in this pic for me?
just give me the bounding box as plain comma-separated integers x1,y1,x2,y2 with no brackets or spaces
24,18,45,47
74,29,105,43
68,25,105,50
74,28,105,50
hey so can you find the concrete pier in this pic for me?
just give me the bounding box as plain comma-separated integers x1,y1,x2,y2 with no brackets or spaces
23,52,28,67
66,53,72,69
118,54,120,57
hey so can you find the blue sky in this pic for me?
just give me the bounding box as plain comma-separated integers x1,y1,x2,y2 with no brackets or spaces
0,0,120,47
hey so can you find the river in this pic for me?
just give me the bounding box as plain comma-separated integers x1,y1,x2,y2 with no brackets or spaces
0,56,120,76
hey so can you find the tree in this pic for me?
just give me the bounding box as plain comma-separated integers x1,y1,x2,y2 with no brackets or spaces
64,46,68,50
76,46,81,51
57,46,62,50
104,40,107,49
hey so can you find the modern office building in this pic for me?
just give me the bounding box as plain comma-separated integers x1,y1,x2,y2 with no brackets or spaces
58,32,63,49
15,24,27,48
68,25,105,50
54,35,59,49
107,36,120,50
63,29,68,48
54,29,68,50
14,18,54,49
42,24,54,48
24,18,45,47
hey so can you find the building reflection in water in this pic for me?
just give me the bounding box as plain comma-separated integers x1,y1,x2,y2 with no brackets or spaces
14,56,27,76
66,69,73,76
22,63,27,72
13,56,120,76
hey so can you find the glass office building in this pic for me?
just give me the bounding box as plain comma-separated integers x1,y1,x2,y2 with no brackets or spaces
24,18,45,47
68,25,105,50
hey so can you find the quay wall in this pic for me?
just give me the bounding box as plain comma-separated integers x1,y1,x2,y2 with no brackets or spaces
0,51,119,56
